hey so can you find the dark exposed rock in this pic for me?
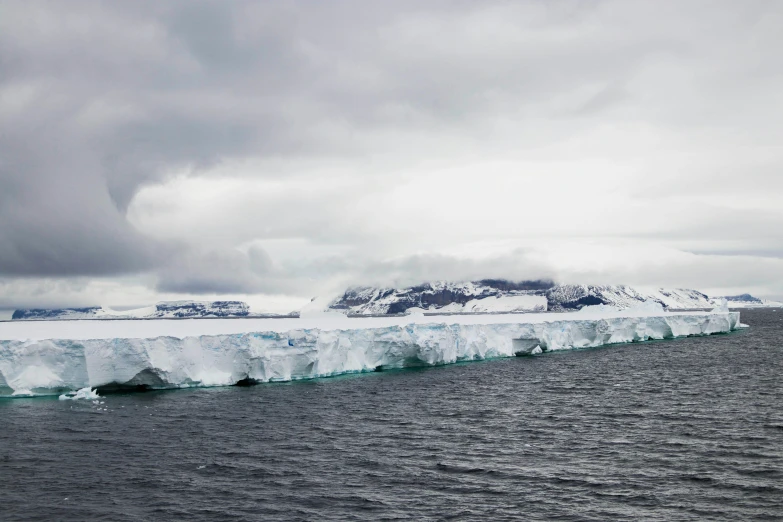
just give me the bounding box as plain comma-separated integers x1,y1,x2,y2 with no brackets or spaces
330,280,550,315
478,279,555,292
154,301,250,317
330,281,713,315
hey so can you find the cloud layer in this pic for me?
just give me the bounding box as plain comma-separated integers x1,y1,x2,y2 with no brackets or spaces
2,0,783,309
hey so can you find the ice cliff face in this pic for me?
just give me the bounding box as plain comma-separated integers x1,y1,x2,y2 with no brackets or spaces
0,308,741,397
329,281,714,315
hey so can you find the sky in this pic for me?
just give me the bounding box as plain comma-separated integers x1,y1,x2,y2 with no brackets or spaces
1,0,782,312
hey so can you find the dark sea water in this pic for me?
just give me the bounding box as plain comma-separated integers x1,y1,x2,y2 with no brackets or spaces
1,308,782,521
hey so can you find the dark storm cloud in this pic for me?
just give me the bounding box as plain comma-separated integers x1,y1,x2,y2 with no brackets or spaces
0,1,361,276
0,0,278,275
0,124,161,275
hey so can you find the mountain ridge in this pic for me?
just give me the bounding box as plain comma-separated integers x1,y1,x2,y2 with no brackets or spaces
11,283,779,321
328,281,714,315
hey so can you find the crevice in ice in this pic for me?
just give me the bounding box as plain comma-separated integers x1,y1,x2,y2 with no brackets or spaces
95,382,155,394
403,356,437,368
512,338,543,356
95,369,169,394
234,376,260,387
126,368,169,388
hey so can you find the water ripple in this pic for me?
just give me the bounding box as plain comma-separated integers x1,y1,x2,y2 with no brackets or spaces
1,309,781,521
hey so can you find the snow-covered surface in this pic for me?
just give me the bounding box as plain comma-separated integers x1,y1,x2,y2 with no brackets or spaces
717,294,783,308
724,301,783,308
547,285,713,311
0,305,741,397
6,283,721,322
435,295,547,313
330,281,552,315
10,300,294,320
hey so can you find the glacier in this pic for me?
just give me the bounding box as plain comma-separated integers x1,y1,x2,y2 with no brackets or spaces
0,305,742,397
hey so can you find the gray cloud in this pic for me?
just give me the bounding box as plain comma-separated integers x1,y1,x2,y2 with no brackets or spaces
1,0,783,305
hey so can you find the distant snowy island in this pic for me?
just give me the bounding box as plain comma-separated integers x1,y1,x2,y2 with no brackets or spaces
8,280,779,321
10,301,296,321
330,283,783,315
329,281,715,315
715,294,783,308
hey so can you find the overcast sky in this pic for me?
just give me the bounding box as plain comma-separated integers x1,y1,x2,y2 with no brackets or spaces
1,0,782,311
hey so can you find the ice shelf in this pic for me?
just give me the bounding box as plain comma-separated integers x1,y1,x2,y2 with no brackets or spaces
0,306,742,397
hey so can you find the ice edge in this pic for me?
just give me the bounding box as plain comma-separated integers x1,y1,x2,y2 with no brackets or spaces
0,311,741,397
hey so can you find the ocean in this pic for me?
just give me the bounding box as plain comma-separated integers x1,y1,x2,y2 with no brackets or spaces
1,308,781,521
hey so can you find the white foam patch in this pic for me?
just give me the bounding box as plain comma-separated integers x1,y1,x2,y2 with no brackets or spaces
59,387,100,400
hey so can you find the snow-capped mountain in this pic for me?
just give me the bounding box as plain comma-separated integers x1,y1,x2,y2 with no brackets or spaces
11,301,292,321
544,284,713,311
328,281,715,315
11,282,756,322
718,294,783,308
722,293,762,304
329,280,552,315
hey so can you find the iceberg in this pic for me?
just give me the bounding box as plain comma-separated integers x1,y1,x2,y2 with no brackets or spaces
0,306,742,397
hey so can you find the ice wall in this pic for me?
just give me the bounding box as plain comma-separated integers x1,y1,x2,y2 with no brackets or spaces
0,311,740,397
